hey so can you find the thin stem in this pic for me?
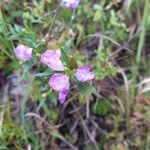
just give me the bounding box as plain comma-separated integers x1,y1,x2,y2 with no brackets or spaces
136,0,149,64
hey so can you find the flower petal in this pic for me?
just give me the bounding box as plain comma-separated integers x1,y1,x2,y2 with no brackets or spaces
61,0,80,10
58,90,68,104
49,73,69,103
41,50,64,71
75,66,95,82
14,44,32,61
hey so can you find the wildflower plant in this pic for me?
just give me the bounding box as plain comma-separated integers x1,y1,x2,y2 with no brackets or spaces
8,0,119,106
2,0,149,149
14,43,95,104
12,0,98,105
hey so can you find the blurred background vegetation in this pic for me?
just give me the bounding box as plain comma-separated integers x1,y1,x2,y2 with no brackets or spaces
0,0,150,149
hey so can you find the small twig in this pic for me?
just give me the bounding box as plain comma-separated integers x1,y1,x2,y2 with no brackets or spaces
81,120,99,150
86,95,90,119
85,33,132,52
47,4,60,35
110,95,125,113
51,132,78,150
25,112,63,129
90,119,106,135
69,104,84,114
70,119,79,134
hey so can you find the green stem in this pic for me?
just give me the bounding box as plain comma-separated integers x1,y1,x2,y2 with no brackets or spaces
136,0,149,64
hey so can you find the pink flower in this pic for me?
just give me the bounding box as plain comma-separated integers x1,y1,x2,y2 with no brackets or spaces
61,0,80,10
41,50,64,71
49,73,69,104
14,44,33,61
75,66,95,82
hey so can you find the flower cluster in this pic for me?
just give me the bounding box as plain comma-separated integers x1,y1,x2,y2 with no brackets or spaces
13,1,94,104
14,46,95,104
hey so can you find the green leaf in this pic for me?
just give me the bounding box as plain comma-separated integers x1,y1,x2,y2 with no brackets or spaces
23,61,33,73
63,39,72,54
43,104,59,122
92,99,111,116
17,61,33,83
78,83,96,97
76,24,84,46
61,47,70,67
35,69,54,77
37,98,47,111
93,11,101,21
48,91,58,106
93,4,102,10
39,84,49,92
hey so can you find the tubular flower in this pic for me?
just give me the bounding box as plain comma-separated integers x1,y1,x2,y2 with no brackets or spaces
48,73,69,104
41,50,64,71
14,44,33,61
42,50,95,104
61,0,80,10
75,66,95,82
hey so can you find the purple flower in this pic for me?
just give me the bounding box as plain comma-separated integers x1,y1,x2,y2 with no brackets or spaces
75,66,95,82
14,44,33,61
61,0,80,10
41,50,64,71
49,73,69,104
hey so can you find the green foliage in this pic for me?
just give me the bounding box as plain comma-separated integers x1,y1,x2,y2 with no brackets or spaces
79,83,96,96
0,0,149,149
92,99,111,116
42,104,59,122
47,90,58,106
93,4,103,22
35,69,54,77
95,50,117,80
8,24,36,47
0,103,27,148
